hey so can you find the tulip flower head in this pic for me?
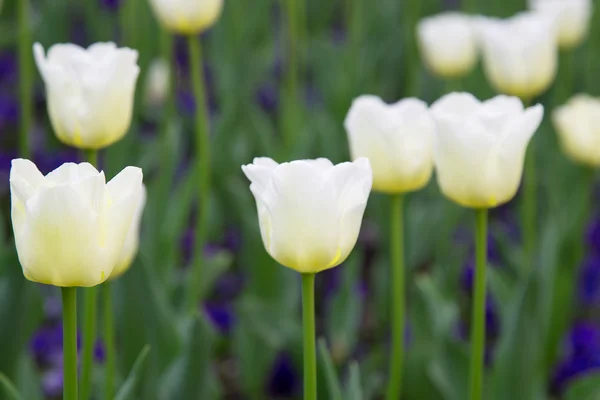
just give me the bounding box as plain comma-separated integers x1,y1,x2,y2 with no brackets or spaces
477,12,558,100
242,158,372,274
33,42,140,150
529,0,593,49
149,0,224,35
553,94,600,167
10,159,144,287
145,58,170,109
431,93,543,209
109,186,147,279
417,12,478,79
345,96,435,194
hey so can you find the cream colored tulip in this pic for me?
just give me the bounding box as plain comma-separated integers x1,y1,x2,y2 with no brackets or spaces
33,42,140,150
345,95,434,194
242,158,372,274
417,12,478,79
529,0,593,49
10,159,144,287
477,13,558,100
431,93,544,208
109,186,147,279
145,58,170,109
553,94,600,166
149,0,223,35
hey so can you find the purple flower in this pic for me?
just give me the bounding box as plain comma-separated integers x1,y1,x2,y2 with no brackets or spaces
0,51,17,85
551,323,600,394
0,92,19,128
30,324,63,366
579,256,600,306
100,0,120,11
94,340,106,363
255,83,279,114
204,303,235,333
267,353,298,397
586,218,600,253
42,368,63,398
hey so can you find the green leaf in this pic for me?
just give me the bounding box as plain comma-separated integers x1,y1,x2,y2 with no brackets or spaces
318,338,343,400
345,362,363,400
114,345,151,400
565,373,600,400
428,338,469,400
0,373,23,400
159,313,217,400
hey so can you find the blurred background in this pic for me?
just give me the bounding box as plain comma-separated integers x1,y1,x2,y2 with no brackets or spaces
1,0,600,399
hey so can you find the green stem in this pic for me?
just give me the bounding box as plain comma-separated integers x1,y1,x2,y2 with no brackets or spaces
301,273,317,400
282,0,300,152
186,34,211,311
468,209,488,400
523,132,536,269
80,287,97,400
402,0,421,97
555,50,574,106
62,287,78,400
80,149,98,400
386,194,405,400
18,0,32,159
103,284,115,400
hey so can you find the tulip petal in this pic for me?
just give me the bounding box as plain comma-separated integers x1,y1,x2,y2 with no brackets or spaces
431,92,480,118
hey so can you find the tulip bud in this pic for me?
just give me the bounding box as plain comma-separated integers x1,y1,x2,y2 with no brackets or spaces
144,58,170,109
553,94,600,166
33,42,140,150
344,96,435,194
10,159,144,287
109,186,147,279
242,158,372,274
417,12,478,79
477,13,558,100
431,93,544,208
149,0,223,35
529,0,593,49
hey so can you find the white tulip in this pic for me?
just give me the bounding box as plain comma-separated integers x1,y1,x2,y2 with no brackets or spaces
553,94,600,166
344,95,435,194
529,0,593,49
110,186,147,279
145,58,170,109
417,12,478,79
477,12,558,100
10,159,144,287
33,42,140,150
430,93,544,208
242,158,372,274
149,0,223,35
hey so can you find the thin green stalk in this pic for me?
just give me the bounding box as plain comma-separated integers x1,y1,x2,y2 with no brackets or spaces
555,50,574,106
81,149,98,400
468,209,488,400
523,145,536,268
62,287,78,400
18,0,32,159
301,273,317,400
186,34,211,312
402,0,421,97
386,194,405,400
282,0,300,152
103,284,115,400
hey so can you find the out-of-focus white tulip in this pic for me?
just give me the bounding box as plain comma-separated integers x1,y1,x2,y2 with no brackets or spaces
109,186,147,279
149,0,223,35
430,92,544,208
10,159,144,287
242,158,372,274
477,12,558,100
145,58,170,109
344,95,435,194
417,12,478,79
33,42,140,150
529,0,593,49
553,94,600,166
